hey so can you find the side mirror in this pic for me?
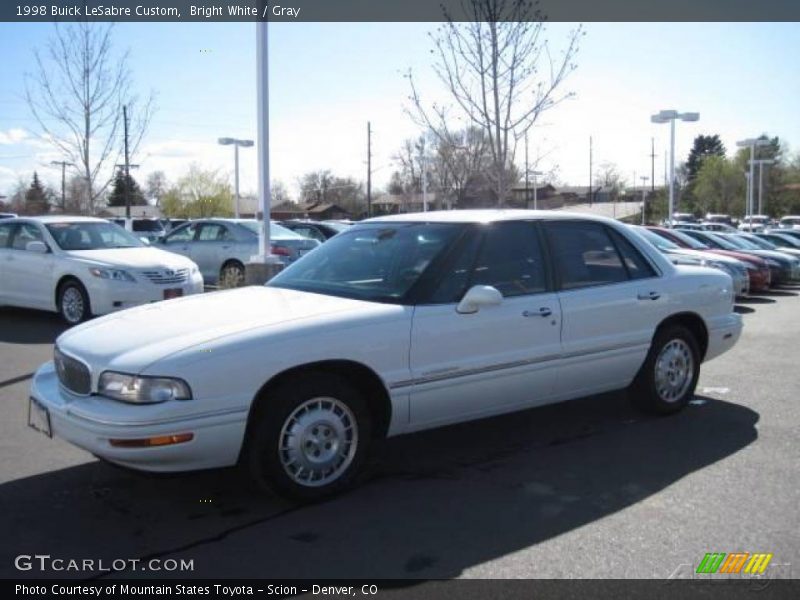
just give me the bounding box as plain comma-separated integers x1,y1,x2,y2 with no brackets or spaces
456,285,503,314
139,237,151,245
26,241,48,254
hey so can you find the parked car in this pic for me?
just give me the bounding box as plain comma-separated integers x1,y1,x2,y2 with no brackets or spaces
0,216,203,324
701,222,739,233
720,233,800,279
156,219,320,287
758,231,800,250
280,220,344,243
739,232,800,259
0,212,18,219
679,229,799,285
29,210,742,500
646,226,771,292
768,229,800,244
738,215,770,232
777,216,800,230
632,226,749,297
111,217,168,243
704,213,733,225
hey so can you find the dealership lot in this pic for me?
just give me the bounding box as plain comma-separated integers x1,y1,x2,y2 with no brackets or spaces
0,288,798,579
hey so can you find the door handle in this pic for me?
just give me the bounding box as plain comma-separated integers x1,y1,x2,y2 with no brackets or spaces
637,291,661,301
221,245,231,250
523,307,552,318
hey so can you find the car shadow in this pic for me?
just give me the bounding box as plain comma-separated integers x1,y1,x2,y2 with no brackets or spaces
0,393,758,579
733,305,755,314
736,296,776,304
757,289,798,297
0,307,68,344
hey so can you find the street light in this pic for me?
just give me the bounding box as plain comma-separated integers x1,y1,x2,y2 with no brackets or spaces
218,137,254,218
651,110,699,227
530,170,543,209
736,138,770,220
748,158,775,216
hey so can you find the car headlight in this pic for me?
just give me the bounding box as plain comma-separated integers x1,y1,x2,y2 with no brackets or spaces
89,267,135,282
98,371,192,404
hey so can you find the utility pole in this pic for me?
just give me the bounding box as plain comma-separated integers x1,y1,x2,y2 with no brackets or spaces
588,136,593,206
50,160,74,211
367,121,372,218
649,138,656,192
525,132,530,209
640,176,649,225
420,144,428,212
122,105,131,219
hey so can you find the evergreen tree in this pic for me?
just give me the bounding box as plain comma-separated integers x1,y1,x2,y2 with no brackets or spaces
25,172,49,215
686,135,726,183
107,169,146,207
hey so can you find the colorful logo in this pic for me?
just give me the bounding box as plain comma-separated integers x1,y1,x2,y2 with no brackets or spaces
696,552,773,575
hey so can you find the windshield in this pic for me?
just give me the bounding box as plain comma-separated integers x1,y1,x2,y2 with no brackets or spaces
742,235,776,250
132,220,165,232
321,221,351,233
669,228,709,249
704,233,743,250
240,221,306,239
46,221,144,250
769,234,800,248
635,227,678,250
268,222,465,303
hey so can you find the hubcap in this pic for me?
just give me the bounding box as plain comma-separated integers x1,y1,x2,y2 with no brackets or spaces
220,266,244,288
61,287,84,324
654,339,694,402
278,397,358,487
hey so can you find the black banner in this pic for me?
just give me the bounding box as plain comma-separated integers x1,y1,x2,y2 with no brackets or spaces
2,0,800,23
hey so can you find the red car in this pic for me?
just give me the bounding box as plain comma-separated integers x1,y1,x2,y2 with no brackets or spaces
647,226,771,292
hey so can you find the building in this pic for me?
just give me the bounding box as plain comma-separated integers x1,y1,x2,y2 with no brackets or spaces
98,205,163,219
267,200,351,221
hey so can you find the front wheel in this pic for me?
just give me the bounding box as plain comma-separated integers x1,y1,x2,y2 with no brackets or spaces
629,325,700,415
57,280,91,325
245,374,372,502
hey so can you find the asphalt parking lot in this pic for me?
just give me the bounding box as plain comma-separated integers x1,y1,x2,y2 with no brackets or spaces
0,288,798,580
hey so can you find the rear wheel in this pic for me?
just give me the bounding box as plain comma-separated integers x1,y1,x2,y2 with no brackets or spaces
630,325,700,414
219,261,245,289
245,374,372,502
57,280,91,325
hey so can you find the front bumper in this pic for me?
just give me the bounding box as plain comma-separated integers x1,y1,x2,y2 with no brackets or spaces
87,272,204,316
704,312,744,363
28,362,247,472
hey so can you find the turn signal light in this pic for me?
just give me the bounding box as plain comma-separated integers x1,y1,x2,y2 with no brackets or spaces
109,433,194,448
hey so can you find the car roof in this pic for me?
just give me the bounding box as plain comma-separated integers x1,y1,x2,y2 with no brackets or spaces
10,215,108,224
364,209,620,225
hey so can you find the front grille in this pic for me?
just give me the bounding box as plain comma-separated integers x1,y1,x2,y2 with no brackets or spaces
54,347,91,395
141,268,189,285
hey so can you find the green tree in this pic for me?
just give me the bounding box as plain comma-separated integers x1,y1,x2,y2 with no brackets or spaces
686,135,726,183
25,172,50,215
107,169,146,207
693,155,745,217
160,164,233,218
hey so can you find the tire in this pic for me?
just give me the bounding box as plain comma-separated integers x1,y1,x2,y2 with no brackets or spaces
219,261,245,289
629,325,700,415
245,373,373,502
57,280,91,325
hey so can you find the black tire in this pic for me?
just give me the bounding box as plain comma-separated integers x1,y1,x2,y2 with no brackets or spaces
57,279,91,325
245,373,373,502
629,325,700,415
219,260,245,289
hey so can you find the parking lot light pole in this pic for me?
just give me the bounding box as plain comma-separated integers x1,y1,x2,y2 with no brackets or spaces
749,158,774,215
651,110,699,227
218,137,254,219
736,138,770,219
531,171,543,209
640,176,649,225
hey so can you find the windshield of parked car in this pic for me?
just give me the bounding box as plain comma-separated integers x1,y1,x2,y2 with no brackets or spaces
768,234,800,248
742,235,777,250
268,222,465,303
724,235,761,250
132,220,165,232
704,233,744,250
46,222,145,250
321,221,351,233
239,221,306,239
668,228,709,249
635,227,678,250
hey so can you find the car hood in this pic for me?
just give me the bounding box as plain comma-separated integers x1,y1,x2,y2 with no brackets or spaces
56,286,390,375
703,249,767,267
64,247,195,270
666,248,741,265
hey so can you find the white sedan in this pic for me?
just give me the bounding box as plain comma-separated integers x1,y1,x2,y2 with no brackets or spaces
0,216,203,324
28,210,742,501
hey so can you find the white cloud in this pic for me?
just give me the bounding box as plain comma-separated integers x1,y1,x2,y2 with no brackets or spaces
0,128,30,145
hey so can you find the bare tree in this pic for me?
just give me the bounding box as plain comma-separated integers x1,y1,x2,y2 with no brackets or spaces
594,162,625,202
145,170,168,206
25,23,153,212
408,0,582,206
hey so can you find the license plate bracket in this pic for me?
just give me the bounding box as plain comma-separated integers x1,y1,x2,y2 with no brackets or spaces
28,397,52,438
164,288,184,300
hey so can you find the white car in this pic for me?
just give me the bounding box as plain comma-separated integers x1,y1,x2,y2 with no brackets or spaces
738,215,770,232
29,210,742,501
0,216,204,324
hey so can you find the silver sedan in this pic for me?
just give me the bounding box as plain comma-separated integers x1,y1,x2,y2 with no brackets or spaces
155,219,320,287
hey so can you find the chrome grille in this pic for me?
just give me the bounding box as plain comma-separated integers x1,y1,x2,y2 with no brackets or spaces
54,347,91,395
141,268,189,285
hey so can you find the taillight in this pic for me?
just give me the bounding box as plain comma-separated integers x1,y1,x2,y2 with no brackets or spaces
271,245,291,257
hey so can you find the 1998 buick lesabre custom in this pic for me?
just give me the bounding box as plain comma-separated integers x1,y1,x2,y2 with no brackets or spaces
28,211,743,500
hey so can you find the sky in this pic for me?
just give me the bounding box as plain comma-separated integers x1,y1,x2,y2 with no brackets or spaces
1,21,799,200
